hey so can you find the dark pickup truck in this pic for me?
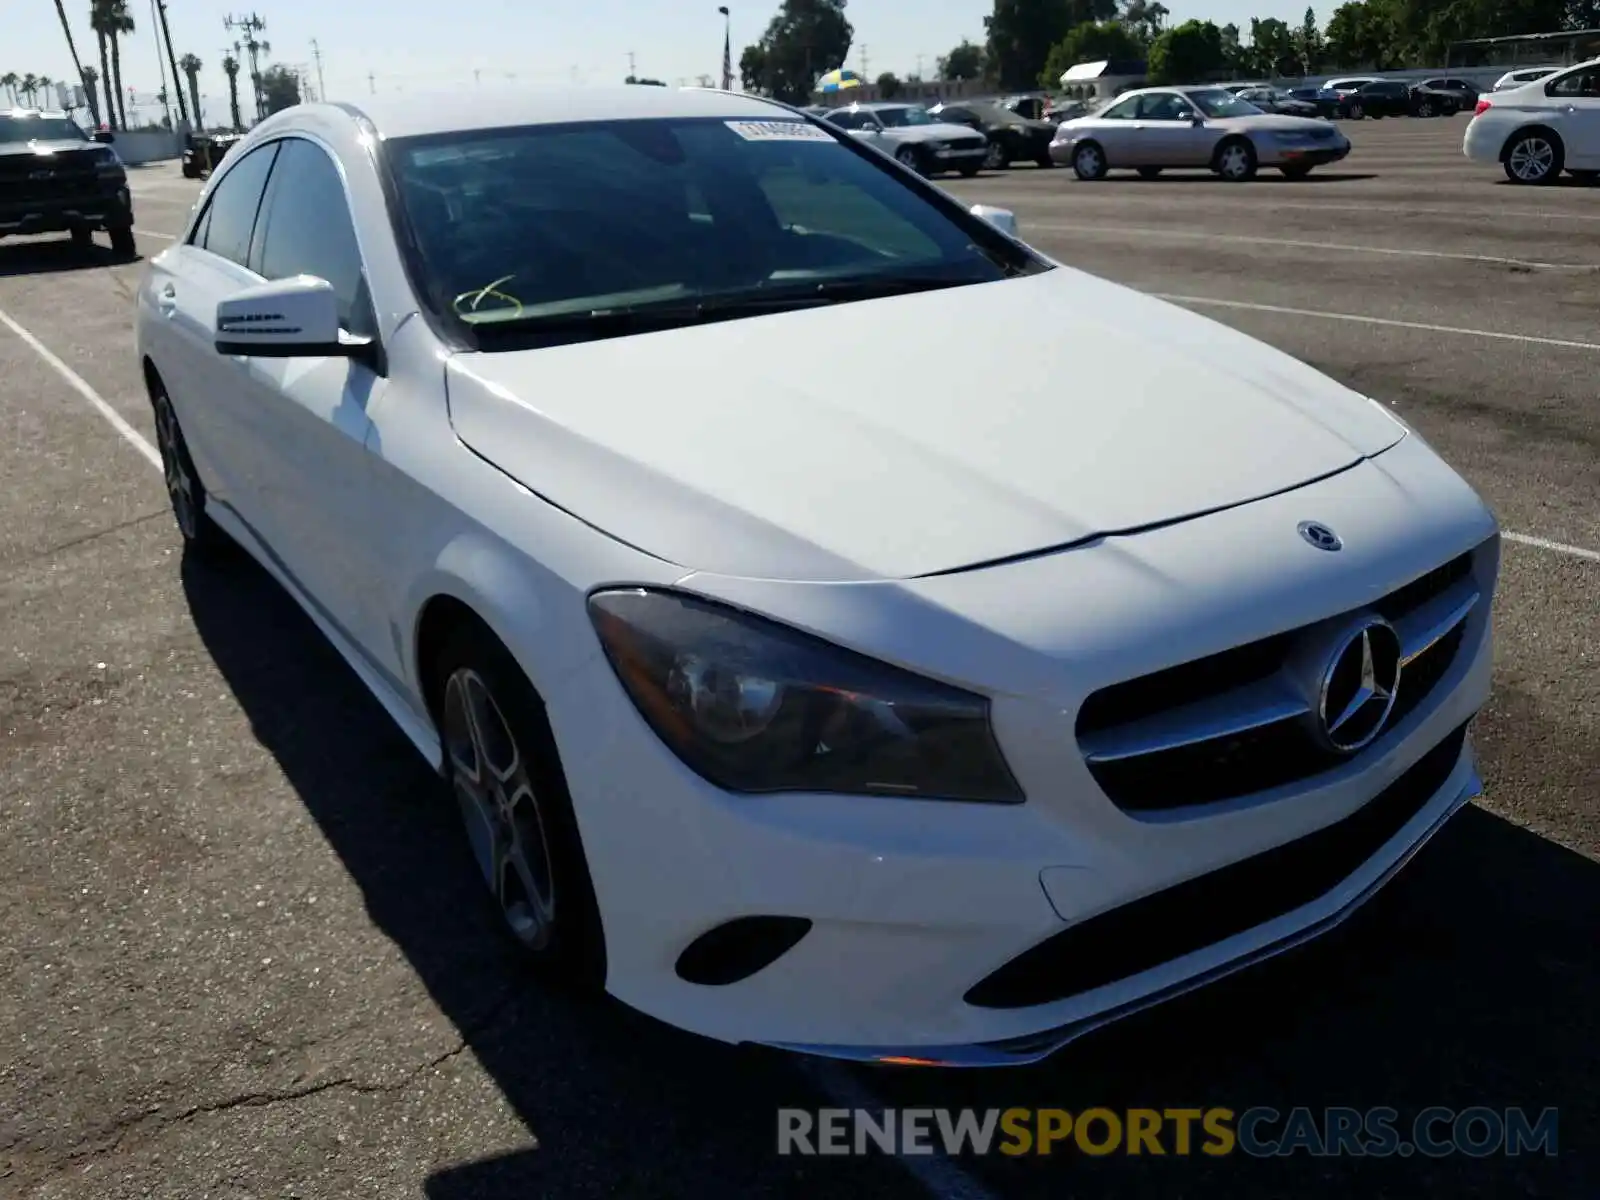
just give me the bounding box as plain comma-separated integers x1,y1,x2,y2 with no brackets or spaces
0,110,136,257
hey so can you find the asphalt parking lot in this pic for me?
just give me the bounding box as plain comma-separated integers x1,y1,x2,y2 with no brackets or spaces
2,116,1595,1198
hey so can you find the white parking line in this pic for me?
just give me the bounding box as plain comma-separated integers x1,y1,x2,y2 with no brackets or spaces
2,305,1597,567
0,308,161,470
1153,293,1600,353
799,1059,1003,1200
1032,220,1593,272
135,229,176,241
1037,198,1600,225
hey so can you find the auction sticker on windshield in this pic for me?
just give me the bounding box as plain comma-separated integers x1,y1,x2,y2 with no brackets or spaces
725,120,834,141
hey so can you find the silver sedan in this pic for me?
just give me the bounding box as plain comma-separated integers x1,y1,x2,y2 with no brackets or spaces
1049,86,1351,181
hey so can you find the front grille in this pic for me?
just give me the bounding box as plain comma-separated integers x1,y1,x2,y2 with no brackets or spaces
0,163,107,213
1077,548,1479,812
950,136,986,151
966,721,1470,1009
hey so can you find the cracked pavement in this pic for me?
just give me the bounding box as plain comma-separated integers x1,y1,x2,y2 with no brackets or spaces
2,122,1597,1198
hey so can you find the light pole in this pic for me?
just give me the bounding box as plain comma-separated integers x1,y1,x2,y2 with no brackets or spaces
718,6,732,91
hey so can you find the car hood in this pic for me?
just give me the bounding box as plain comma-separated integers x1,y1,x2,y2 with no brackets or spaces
1211,113,1340,134
888,122,982,141
0,139,96,158
444,268,1406,583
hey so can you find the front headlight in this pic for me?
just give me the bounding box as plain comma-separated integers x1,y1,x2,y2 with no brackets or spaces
588,588,1023,803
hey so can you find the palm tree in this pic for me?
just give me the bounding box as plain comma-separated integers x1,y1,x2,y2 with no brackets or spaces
21,73,39,105
39,76,55,108
89,0,118,128
81,62,100,124
180,52,202,129
222,54,241,132
52,0,92,115
105,0,133,130
1,73,18,105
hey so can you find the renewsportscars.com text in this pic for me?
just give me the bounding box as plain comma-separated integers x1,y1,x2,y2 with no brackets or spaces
777,1106,1559,1158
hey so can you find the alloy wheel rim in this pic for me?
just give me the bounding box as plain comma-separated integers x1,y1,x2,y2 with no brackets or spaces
1510,139,1553,180
1221,146,1249,178
443,667,556,949
985,142,1005,169
154,396,197,539
1077,147,1100,175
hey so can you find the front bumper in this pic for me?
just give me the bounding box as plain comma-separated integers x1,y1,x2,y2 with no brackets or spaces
543,437,1498,1063
929,145,989,169
0,182,133,236
1261,141,1351,167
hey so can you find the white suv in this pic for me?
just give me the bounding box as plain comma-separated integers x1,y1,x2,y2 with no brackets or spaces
1463,57,1600,184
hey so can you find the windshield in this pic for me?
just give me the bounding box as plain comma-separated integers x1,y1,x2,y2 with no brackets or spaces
387,116,1042,340
1186,89,1262,118
876,106,935,127
0,115,88,143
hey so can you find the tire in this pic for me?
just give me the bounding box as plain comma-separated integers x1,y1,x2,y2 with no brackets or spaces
109,226,136,258
1137,166,1163,179
70,226,93,248
181,163,198,179
150,378,229,559
432,620,606,988
1416,100,1435,118
1347,102,1364,120
1072,141,1107,181
894,144,924,175
1280,164,1313,180
1213,137,1258,182
1502,130,1562,185
984,141,1007,170
1034,152,1053,168
958,163,981,177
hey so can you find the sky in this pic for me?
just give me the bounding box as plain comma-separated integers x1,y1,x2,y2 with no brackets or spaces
7,0,1320,125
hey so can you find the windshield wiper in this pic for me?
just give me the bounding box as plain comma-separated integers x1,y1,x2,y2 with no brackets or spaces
466,272,986,339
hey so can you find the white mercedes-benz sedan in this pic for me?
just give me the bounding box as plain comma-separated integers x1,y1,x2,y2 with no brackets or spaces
135,85,1498,1067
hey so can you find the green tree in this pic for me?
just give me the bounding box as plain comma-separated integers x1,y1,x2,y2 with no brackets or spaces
1119,0,1169,44
0,74,16,106
1219,22,1249,73
1247,16,1296,76
737,0,853,103
1291,7,1324,75
259,64,300,115
875,70,903,97
985,0,1115,91
88,0,126,129
1147,18,1225,84
1324,0,1389,68
1039,20,1144,88
21,73,39,104
222,52,243,129
937,39,986,80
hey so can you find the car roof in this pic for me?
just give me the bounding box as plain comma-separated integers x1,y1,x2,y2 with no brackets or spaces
854,101,922,111
336,85,796,140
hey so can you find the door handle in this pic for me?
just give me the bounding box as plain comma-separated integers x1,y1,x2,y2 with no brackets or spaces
156,283,177,309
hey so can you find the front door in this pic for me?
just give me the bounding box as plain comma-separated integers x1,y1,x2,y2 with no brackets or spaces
1548,68,1600,167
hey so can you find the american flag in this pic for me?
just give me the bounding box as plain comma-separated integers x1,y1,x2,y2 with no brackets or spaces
721,26,733,90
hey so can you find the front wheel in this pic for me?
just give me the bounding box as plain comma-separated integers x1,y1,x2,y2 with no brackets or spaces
1346,102,1364,120
151,382,229,559
1503,131,1562,184
109,226,136,258
894,144,924,175
984,141,1007,170
434,623,605,986
1072,141,1107,181
1416,100,1436,117
1214,137,1258,182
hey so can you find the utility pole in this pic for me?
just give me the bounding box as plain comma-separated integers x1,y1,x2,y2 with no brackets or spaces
154,0,188,125
628,51,636,79
914,53,924,80
311,38,326,101
368,71,376,94
474,69,481,86
223,13,269,122
859,44,868,79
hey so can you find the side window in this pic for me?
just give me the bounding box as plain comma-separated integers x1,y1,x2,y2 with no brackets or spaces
253,138,374,337
192,142,278,266
1548,70,1600,98
1138,93,1186,121
941,107,973,123
828,110,867,130
1101,96,1140,120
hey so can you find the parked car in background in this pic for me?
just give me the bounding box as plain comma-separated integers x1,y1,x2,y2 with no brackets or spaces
1419,77,1482,107
1046,98,1092,122
999,93,1051,120
1492,67,1560,92
1235,86,1322,117
1465,57,1600,184
1312,77,1381,116
1050,85,1351,181
182,132,244,178
1331,79,1460,119
926,99,1056,169
0,108,135,256
822,102,990,176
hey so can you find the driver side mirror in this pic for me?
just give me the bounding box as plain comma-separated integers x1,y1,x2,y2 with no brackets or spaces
970,204,1019,238
214,275,374,362
1188,114,1205,126
91,128,115,144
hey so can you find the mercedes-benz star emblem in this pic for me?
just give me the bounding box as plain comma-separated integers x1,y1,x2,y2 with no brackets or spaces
1298,521,1343,552
1317,618,1402,753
